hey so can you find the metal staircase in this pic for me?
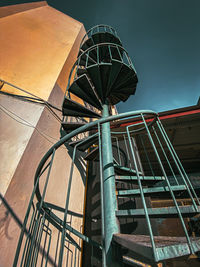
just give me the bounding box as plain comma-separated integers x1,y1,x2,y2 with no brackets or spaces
14,25,200,267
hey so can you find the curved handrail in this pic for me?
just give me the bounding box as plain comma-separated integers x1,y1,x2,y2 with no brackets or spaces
35,110,158,203
64,42,137,101
80,24,121,47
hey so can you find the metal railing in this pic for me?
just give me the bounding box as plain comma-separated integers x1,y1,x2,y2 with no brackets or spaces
64,42,136,102
14,109,200,266
80,24,121,48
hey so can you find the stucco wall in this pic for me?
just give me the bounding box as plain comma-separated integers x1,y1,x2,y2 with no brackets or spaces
0,2,86,266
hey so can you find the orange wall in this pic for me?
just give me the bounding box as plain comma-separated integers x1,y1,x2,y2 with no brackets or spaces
0,3,84,100
0,2,86,266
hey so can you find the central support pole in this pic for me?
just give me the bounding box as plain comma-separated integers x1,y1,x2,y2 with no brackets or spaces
101,102,120,266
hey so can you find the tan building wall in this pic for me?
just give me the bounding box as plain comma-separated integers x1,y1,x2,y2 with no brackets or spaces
0,2,86,266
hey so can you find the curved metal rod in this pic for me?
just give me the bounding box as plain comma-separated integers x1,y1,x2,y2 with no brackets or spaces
80,24,120,47
110,115,157,135
64,42,136,101
35,110,158,203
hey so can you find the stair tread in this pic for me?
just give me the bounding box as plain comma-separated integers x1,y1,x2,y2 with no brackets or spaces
79,53,96,67
69,74,102,110
61,122,86,132
117,185,187,197
80,38,94,52
116,205,200,218
62,98,101,118
114,164,143,176
112,64,137,90
106,60,122,96
69,133,98,151
77,67,88,77
113,234,200,261
84,146,99,161
116,175,165,185
91,32,121,46
87,65,104,102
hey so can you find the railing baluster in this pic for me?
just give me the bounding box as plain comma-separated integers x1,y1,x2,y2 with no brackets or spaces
157,118,200,208
98,123,106,267
141,115,194,254
126,125,158,261
139,134,155,177
152,126,179,185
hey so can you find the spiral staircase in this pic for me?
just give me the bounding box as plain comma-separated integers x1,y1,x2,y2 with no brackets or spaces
14,25,200,267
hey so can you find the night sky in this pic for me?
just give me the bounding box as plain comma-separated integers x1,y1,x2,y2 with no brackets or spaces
1,0,200,113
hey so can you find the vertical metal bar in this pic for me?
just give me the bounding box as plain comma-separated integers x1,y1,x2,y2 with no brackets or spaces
116,46,123,62
108,45,112,60
32,214,46,267
13,180,41,265
74,57,81,79
14,150,55,267
58,135,93,266
20,206,36,267
139,134,155,177
157,118,200,208
44,229,52,267
97,45,99,65
26,149,55,266
54,230,60,266
86,52,89,68
126,126,158,261
26,214,42,267
58,143,78,266
116,137,122,166
98,123,106,267
101,103,120,265
152,126,179,185
41,223,50,267
141,115,194,253
123,134,132,169
131,137,143,174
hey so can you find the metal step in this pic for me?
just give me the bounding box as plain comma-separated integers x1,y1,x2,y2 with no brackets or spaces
114,164,143,176
77,67,88,77
91,32,121,47
69,74,102,110
84,146,99,161
61,122,87,133
112,87,135,97
100,64,113,99
106,60,122,96
113,234,200,262
114,74,137,92
110,45,124,61
80,38,95,52
116,205,200,218
115,175,165,185
62,98,101,118
87,65,103,102
79,53,97,67
108,94,122,105
69,133,98,152
112,65,137,91
111,92,132,103
117,185,187,198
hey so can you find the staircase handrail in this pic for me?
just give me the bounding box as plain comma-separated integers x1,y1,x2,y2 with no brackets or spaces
35,110,157,203
80,24,121,47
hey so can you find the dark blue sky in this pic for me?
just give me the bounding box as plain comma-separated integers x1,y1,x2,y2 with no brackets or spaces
2,0,200,113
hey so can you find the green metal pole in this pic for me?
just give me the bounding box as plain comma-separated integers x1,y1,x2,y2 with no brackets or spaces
101,102,120,266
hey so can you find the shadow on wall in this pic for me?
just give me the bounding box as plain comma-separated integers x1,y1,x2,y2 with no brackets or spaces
0,193,84,266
